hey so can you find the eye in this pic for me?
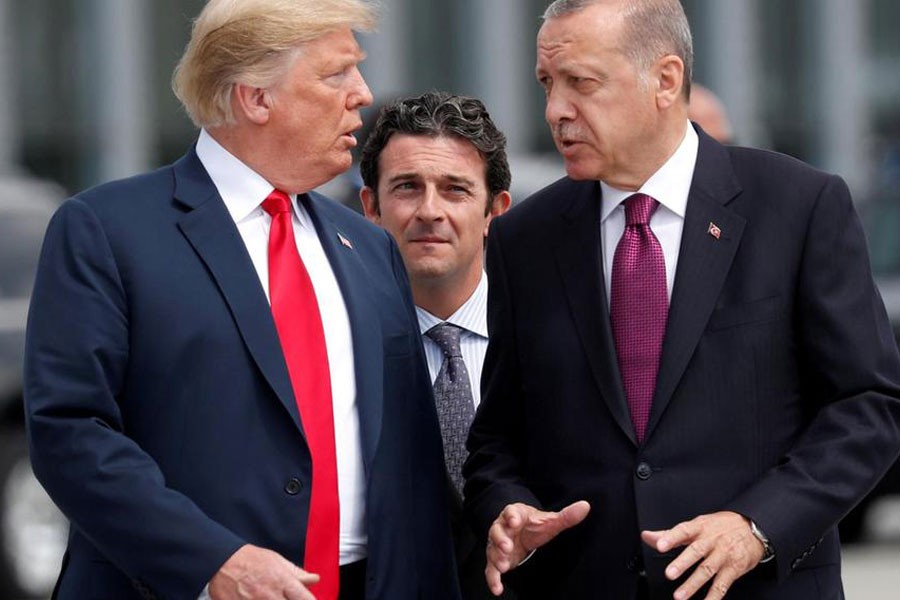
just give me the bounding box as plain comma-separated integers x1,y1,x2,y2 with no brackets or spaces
392,181,418,192
446,184,474,199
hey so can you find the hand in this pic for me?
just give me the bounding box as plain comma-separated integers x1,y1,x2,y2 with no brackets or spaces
208,544,320,600
485,500,590,596
641,511,766,600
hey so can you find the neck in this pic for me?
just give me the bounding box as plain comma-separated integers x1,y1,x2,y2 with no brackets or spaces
611,114,689,191
206,125,317,194
413,271,482,321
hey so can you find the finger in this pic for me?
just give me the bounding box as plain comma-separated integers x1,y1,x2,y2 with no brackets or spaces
554,500,591,531
294,568,320,586
283,579,316,600
488,519,517,555
664,539,711,580
701,571,737,600
500,503,529,531
644,519,700,553
673,556,722,600
486,538,515,574
280,563,317,600
485,562,505,596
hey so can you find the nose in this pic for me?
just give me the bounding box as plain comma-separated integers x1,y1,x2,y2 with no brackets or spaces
349,67,373,109
544,86,575,126
415,187,444,221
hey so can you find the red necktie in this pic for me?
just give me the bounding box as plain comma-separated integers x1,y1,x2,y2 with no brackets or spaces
610,194,668,443
262,190,340,599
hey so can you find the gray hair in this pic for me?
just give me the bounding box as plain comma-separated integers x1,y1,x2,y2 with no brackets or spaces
543,0,693,98
359,91,511,213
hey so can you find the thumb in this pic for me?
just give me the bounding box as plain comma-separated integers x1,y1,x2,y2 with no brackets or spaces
552,500,591,533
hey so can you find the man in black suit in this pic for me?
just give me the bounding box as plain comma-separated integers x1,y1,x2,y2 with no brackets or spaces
463,1,900,599
24,1,459,599
359,91,512,599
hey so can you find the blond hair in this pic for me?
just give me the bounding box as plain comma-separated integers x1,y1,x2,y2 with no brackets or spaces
172,0,378,128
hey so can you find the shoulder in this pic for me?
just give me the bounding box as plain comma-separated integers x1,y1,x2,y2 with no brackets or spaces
720,145,852,217
498,176,596,232
306,190,393,249
725,145,835,187
73,164,176,213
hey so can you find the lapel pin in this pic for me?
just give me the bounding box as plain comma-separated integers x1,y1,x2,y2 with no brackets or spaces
707,222,722,240
337,232,353,249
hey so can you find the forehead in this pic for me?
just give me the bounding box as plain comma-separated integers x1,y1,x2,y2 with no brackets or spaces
298,28,365,68
537,5,624,65
378,134,486,177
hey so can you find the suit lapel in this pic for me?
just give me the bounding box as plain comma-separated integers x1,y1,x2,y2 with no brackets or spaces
301,193,383,470
644,132,746,440
554,181,636,445
172,149,304,435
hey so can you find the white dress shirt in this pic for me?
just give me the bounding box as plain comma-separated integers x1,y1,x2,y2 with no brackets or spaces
195,130,367,574
600,121,699,303
416,272,489,410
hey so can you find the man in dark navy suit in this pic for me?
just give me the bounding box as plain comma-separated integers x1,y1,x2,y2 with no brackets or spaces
24,1,459,599
464,1,900,599
359,91,512,600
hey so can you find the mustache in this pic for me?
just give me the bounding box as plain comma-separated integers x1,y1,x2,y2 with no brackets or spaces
554,122,587,143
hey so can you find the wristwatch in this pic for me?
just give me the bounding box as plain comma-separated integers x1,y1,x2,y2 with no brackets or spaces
749,519,775,563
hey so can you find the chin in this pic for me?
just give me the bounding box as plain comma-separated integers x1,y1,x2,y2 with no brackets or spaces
563,158,604,182
408,261,451,282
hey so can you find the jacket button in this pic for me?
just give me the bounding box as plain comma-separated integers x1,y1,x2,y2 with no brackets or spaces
285,478,303,495
635,462,653,480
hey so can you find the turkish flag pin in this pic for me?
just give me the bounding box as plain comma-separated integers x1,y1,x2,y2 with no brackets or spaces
707,222,721,240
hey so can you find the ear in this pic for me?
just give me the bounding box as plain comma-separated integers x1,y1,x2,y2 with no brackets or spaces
654,55,685,110
484,190,512,237
360,186,381,223
233,83,273,125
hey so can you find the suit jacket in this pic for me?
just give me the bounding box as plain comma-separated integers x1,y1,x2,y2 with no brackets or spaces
447,483,514,600
24,147,460,600
464,126,900,600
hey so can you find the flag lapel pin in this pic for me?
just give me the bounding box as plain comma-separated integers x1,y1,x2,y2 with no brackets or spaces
337,232,353,249
707,222,722,240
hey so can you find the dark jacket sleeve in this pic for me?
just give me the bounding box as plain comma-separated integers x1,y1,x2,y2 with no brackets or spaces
25,198,244,598
726,174,900,579
463,216,543,538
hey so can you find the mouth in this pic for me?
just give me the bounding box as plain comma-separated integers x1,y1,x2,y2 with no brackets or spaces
410,235,449,244
341,122,363,146
557,139,584,157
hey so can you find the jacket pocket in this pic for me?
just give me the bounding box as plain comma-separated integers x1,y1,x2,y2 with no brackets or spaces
708,296,782,331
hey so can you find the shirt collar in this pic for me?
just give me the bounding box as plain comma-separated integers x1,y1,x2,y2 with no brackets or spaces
195,129,312,229
416,271,488,339
599,120,698,223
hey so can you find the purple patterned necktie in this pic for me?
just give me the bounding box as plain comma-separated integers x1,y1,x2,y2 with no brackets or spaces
610,193,668,442
426,323,475,496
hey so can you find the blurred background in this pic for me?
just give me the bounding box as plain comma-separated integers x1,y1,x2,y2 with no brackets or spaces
1,0,900,598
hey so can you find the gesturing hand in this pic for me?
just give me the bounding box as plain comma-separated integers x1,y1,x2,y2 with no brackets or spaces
641,511,766,600
209,544,321,600
485,500,591,596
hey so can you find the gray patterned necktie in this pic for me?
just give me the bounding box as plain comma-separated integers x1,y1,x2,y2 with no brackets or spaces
426,323,475,497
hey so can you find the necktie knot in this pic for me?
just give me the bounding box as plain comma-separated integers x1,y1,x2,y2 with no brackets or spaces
624,193,659,227
262,189,292,216
426,323,464,359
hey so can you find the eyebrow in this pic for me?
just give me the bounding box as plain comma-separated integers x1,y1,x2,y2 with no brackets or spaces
385,172,419,186
384,173,477,187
